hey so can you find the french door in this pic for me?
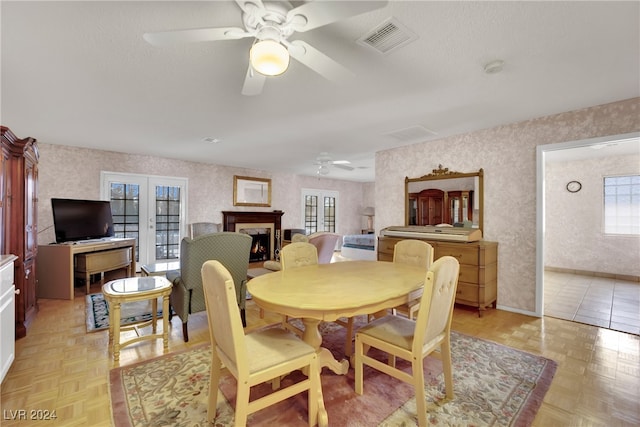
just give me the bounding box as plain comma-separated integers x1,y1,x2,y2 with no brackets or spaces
301,189,339,234
101,172,188,267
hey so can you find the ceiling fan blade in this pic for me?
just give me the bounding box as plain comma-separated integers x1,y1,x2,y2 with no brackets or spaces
241,64,266,96
235,0,265,14
287,0,388,32
334,163,355,171
287,40,354,82
143,27,249,46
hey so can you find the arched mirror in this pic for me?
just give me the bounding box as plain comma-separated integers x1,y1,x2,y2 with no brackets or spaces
405,165,484,231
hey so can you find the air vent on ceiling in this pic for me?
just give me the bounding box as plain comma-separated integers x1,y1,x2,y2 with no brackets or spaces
357,17,418,54
384,125,437,142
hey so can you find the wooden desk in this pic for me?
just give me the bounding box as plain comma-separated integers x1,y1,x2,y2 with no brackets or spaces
37,238,136,300
247,261,425,375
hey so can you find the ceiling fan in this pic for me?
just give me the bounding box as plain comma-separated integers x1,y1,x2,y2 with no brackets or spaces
315,152,354,175
143,0,388,96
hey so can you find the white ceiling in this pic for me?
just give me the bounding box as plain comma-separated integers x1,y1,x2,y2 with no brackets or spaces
2,1,639,182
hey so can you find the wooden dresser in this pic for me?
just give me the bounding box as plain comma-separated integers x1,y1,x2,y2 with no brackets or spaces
378,236,498,315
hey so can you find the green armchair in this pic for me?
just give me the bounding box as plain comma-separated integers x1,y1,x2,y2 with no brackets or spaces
167,232,252,341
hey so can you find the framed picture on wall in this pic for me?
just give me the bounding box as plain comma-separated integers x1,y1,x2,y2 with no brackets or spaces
233,176,271,207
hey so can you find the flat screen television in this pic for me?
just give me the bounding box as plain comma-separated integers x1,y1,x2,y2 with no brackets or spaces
51,198,115,243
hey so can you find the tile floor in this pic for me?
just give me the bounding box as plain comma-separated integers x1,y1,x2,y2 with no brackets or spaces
544,270,640,335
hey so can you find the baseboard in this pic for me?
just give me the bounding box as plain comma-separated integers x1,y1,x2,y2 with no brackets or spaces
544,266,639,283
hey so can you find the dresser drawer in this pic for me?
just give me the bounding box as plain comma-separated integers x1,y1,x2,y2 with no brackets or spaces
459,265,479,284
0,259,15,295
455,282,496,308
455,282,480,304
434,244,479,266
377,237,400,255
377,252,393,262
75,248,131,273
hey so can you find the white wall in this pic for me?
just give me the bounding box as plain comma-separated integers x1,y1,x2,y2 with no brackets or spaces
36,144,368,245
545,153,640,276
376,97,640,314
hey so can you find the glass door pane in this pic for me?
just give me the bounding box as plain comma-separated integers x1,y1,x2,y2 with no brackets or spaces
102,172,187,268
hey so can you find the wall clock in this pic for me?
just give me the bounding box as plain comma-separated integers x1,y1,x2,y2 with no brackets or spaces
566,180,582,193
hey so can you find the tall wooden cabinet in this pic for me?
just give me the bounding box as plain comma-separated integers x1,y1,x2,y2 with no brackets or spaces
1,126,39,339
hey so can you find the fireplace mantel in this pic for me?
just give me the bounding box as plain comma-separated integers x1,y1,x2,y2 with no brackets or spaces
222,211,284,260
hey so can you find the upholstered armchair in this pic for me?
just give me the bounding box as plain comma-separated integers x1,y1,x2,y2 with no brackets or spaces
167,232,252,342
309,232,340,264
188,222,221,238
263,232,340,271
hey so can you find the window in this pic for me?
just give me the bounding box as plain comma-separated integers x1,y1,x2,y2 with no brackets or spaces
301,189,338,235
604,175,640,235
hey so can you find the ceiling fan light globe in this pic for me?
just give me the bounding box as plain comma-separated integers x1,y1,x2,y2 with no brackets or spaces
250,40,290,76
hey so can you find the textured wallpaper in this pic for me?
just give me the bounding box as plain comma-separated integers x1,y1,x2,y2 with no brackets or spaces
36,145,368,245
35,97,640,314
376,97,640,313
545,153,640,276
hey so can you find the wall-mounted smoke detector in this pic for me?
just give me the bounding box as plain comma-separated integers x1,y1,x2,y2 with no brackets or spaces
357,17,418,55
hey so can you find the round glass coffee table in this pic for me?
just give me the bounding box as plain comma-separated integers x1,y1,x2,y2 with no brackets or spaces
102,276,172,362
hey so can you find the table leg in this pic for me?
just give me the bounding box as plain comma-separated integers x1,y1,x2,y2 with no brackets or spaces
162,295,170,353
301,318,349,375
112,302,122,362
151,298,158,334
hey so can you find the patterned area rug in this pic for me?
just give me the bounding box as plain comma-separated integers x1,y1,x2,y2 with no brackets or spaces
85,293,168,332
110,320,557,426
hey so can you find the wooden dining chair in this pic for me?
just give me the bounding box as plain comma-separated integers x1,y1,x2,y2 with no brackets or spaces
279,242,319,336
202,260,327,427
354,256,460,427
392,239,434,319
279,241,356,357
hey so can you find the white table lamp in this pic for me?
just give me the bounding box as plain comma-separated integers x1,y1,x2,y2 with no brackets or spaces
362,207,375,230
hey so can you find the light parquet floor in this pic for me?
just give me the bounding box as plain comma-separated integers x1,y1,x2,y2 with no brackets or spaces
1,280,639,426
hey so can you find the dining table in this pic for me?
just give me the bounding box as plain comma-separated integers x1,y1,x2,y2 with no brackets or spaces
247,260,426,375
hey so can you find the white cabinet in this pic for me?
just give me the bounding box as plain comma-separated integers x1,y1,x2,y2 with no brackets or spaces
1,254,17,383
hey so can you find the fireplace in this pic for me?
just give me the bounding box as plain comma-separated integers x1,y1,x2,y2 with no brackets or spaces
242,227,271,262
222,211,284,261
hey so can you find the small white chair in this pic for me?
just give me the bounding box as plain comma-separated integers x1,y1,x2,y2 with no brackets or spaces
392,240,434,319
202,260,327,427
354,256,460,427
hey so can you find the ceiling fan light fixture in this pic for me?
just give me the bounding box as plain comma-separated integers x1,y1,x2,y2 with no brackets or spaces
250,39,290,76
317,164,330,175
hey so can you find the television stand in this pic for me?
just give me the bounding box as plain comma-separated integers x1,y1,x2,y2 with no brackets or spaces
37,238,136,300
